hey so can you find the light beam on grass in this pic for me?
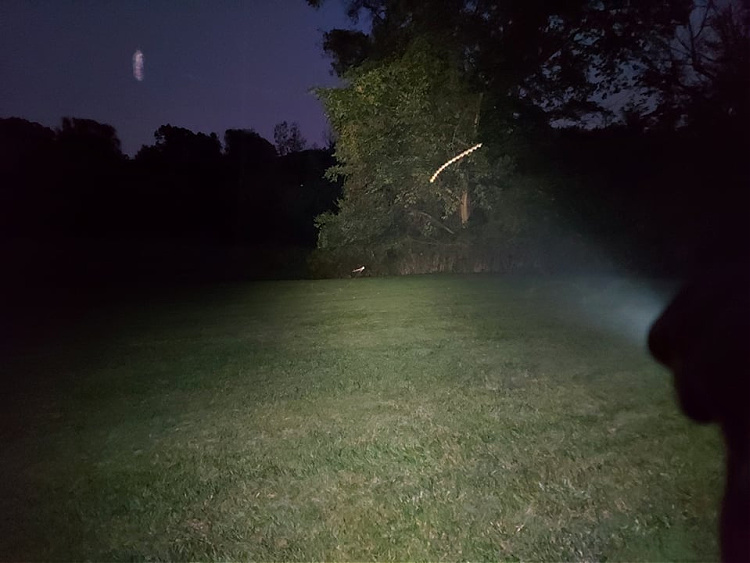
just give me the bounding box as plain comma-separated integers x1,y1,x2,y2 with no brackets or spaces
430,143,482,183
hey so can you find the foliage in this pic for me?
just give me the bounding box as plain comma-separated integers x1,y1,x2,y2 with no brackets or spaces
273,120,308,156
321,0,750,135
57,117,124,162
314,38,515,267
224,129,277,164
275,149,343,245
634,0,750,131
0,117,341,255
137,124,222,166
308,0,700,128
320,28,372,76
53,118,127,235
308,0,749,277
0,117,120,236
309,170,586,278
311,36,594,276
132,125,226,238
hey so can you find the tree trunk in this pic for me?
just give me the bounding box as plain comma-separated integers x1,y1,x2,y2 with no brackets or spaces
459,93,482,226
459,186,470,225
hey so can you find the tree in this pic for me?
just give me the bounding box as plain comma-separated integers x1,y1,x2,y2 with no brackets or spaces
313,37,533,275
0,118,57,236
134,125,224,238
142,124,222,166
224,129,277,164
275,149,342,246
322,125,338,151
273,121,308,156
55,117,126,236
308,0,697,129
636,0,750,131
309,0,750,276
223,128,278,241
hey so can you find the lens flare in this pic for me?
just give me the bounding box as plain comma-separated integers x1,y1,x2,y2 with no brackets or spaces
133,50,144,82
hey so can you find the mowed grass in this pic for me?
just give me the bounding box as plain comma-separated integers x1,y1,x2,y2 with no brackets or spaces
0,275,723,561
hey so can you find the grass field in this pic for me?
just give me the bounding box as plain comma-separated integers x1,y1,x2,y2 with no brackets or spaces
0,275,724,561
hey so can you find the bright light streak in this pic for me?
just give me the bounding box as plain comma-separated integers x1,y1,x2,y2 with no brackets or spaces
430,143,482,183
133,50,144,82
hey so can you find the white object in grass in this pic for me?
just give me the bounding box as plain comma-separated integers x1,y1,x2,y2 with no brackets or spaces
352,266,365,274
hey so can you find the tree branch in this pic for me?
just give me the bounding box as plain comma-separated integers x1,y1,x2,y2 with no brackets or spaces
409,209,456,235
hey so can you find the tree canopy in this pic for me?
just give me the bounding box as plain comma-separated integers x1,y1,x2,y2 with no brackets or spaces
313,37,559,275
273,121,308,156
309,0,748,130
308,0,749,275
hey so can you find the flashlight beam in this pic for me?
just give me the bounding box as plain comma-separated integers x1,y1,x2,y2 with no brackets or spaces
429,143,482,183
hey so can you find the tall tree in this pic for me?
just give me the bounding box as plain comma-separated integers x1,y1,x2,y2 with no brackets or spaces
314,38,508,261
224,129,277,164
56,117,126,235
309,0,749,275
0,118,57,236
223,128,278,241
134,125,224,238
308,0,699,129
273,121,308,156
636,0,750,131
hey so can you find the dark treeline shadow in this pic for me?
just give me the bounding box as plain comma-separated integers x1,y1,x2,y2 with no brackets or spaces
0,118,342,288
0,118,342,352
528,115,750,279
2,112,748,289
3,111,748,291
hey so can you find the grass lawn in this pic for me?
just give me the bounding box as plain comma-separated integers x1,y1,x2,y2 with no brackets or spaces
0,275,723,561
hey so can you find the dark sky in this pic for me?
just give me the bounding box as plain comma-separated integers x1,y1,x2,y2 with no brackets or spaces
0,1,357,155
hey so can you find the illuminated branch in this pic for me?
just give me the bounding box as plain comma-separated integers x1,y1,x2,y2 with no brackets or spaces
429,143,483,183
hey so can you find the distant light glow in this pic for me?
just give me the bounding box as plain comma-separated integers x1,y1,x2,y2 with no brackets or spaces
133,50,144,81
430,143,482,183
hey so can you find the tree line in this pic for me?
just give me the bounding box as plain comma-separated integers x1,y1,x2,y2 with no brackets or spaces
0,118,341,248
2,0,747,280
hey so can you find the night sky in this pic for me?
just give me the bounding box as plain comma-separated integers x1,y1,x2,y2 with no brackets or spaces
0,1,357,156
